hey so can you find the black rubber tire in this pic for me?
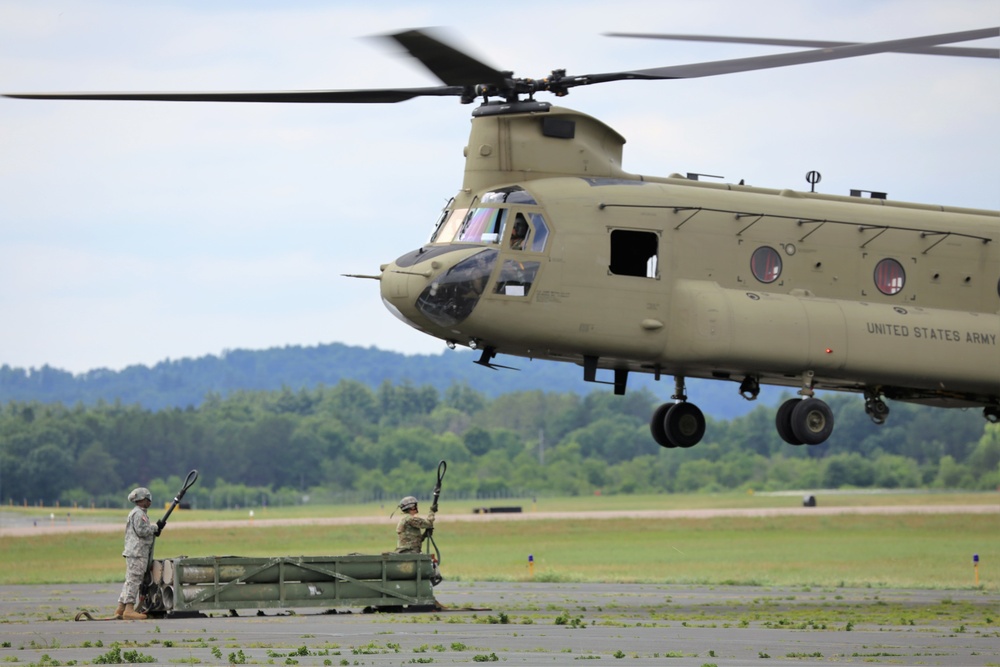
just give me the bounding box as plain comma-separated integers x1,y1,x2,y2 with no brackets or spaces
650,403,676,448
775,398,803,445
665,403,705,448
790,398,834,445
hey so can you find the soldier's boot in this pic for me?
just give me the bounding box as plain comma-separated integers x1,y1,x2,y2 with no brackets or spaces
122,603,147,620
114,602,126,619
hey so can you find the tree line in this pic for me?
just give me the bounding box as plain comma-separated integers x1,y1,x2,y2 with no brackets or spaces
0,380,997,508
0,342,773,420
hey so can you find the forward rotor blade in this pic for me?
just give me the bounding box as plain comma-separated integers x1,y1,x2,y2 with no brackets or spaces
3,86,465,104
577,27,1000,85
6,26,996,106
606,32,999,59
386,28,509,86
4,28,497,104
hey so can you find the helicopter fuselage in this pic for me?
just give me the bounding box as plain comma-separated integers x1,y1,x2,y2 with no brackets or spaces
380,105,1000,446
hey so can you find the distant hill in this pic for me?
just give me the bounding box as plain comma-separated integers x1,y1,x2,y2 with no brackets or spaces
0,343,784,419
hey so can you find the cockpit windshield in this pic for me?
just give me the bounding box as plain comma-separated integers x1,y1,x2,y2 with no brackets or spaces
429,186,540,244
429,205,467,244
457,207,505,243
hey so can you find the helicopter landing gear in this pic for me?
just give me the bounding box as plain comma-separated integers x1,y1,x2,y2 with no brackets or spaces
775,397,834,445
739,376,760,401
650,376,706,449
864,389,890,425
985,405,1000,424
775,371,834,446
651,403,707,448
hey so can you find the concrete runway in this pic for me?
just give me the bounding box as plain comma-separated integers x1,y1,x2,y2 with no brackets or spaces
2,503,998,537
2,581,997,666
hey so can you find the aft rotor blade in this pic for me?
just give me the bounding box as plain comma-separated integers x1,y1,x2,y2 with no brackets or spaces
3,86,465,103
575,27,1000,85
605,32,1000,59
386,28,509,86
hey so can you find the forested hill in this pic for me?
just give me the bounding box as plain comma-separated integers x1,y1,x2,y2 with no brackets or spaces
0,343,781,418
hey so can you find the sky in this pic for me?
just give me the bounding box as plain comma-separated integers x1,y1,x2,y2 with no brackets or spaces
1,1,997,374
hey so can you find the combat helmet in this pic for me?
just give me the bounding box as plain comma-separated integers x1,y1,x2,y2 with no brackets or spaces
128,487,152,503
398,495,418,512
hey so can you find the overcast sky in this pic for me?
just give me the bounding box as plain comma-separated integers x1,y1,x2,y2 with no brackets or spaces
1,1,997,374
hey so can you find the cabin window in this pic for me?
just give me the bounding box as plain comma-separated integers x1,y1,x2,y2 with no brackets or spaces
874,258,905,296
750,246,782,284
609,230,658,278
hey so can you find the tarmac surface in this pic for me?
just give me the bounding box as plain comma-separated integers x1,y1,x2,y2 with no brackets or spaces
3,504,998,664
2,581,998,666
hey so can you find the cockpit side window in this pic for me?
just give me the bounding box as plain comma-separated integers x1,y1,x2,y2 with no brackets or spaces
529,214,549,252
502,211,550,253
494,260,541,297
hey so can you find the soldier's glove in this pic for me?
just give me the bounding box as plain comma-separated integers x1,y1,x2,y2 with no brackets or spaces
156,519,165,531
153,525,162,537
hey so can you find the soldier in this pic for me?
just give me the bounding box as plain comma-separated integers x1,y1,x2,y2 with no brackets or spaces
509,214,529,250
395,495,434,554
115,487,162,620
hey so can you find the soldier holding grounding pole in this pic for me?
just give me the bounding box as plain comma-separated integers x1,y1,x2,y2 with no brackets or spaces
115,487,162,620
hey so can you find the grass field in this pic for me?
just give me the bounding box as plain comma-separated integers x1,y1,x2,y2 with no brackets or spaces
2,492,997,590
0,489,993,522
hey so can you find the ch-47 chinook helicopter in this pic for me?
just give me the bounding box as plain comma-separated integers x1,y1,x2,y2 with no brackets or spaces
7,27,999,450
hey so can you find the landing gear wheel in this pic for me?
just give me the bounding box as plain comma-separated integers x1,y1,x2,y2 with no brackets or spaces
984,406,1000,424
665,403,705,448
790,398,834,445
650,403,676,448
865,397,890,425
775,398,803,445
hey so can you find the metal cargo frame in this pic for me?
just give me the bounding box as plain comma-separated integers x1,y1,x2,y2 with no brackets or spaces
150,554,438,613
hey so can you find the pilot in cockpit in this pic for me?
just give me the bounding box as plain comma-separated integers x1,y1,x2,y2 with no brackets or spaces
509,214,529,250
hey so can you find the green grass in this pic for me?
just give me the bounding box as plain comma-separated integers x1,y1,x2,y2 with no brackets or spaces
443,513,998,589
2,504,997,589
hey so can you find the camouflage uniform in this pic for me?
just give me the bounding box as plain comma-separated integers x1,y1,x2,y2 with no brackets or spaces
117,503,157,606
395,509,435,554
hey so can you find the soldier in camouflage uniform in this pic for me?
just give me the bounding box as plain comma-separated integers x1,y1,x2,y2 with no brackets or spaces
395,495,435,554
115,487,162,620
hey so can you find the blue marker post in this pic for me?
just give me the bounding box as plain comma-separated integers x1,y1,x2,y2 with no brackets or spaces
973,554,979,587
528,554,534,579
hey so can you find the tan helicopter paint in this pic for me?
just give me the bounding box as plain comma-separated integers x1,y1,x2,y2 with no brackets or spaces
461,109,629,193
381,106,999,419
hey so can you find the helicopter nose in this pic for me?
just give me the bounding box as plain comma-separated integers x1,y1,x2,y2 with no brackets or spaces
380,264,429,331
380,247,499,332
